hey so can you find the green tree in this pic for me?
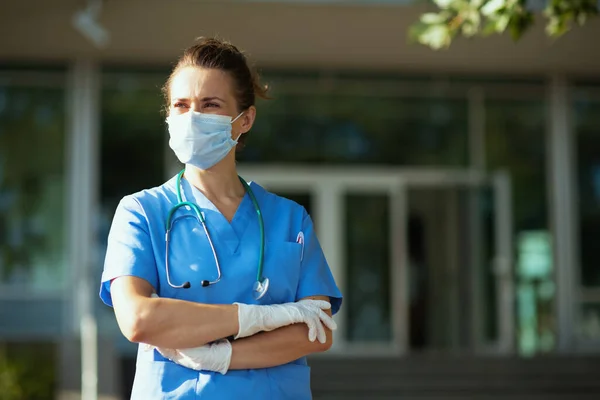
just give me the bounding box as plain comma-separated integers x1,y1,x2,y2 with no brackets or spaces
410,0,599,49
0,344,56,400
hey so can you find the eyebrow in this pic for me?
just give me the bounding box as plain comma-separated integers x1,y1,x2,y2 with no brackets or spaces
202,96,226,102
172,97,226,103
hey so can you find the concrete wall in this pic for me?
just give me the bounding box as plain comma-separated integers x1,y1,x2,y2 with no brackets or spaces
1,0,599,75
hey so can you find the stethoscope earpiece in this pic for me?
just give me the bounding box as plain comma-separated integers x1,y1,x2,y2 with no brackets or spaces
201,280,210,287
182,281,191,289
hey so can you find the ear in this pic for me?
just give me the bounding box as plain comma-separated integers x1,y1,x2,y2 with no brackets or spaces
238,106,256,135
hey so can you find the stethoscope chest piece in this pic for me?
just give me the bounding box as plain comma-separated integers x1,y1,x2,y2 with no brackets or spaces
253,277,270,300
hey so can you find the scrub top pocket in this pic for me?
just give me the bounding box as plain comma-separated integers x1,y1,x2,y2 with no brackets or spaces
260,241,303,304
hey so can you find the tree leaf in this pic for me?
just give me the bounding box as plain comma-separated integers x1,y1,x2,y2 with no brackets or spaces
496,13,511,31
411,0,599,50
482,20,500,35
471,0,485,9
421,12,448,24
481,0,507,17
434,0,455,9
408,22,431,43
419,24,453,49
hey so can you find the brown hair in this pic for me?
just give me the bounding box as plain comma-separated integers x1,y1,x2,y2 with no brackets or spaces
162,37,269,148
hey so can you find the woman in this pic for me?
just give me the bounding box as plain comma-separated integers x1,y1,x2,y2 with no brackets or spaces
99,37,342,399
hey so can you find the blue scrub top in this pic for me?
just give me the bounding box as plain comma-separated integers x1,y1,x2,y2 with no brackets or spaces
99,174,343,400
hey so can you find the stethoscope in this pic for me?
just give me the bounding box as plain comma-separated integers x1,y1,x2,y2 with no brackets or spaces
164,169,269,300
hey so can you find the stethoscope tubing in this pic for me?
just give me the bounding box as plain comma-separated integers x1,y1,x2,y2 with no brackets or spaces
164,169,266,295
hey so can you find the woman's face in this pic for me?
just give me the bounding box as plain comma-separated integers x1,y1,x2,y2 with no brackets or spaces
168,66,255,139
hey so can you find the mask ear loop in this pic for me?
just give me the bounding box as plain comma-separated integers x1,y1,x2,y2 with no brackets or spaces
231,111,245,142
231,111,244,124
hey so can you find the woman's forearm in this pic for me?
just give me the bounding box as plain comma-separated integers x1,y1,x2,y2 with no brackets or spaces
228,322,333,370
134,297,239,348
111,277,239,349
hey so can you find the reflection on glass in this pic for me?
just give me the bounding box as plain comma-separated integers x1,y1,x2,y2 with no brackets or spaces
574,93,600,287
407,187,497,351
485,98,552,354
486,99,547,232
516,231,555,355
100,71,168,212
0,84,67,291
241,82,468,166
345,194,391,342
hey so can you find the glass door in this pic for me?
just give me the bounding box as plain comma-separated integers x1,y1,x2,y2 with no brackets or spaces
394,172,514,354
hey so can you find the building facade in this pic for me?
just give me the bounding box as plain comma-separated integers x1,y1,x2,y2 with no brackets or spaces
1,1,600,398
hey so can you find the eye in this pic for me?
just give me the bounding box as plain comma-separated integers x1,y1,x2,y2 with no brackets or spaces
204,102,219,108
173,102,188,109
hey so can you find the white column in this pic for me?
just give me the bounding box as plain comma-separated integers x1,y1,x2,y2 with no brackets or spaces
467,86,487,351
547,74,577,352
65,58,100,400
493,171,515,354
314,180,346,350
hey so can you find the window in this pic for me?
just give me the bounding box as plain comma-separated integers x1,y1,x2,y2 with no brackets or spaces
0,74,67,292
345,193,391,342
240,73,468,166
486,99,547,233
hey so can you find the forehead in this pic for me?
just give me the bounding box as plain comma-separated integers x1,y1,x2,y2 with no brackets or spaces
169,67,235,100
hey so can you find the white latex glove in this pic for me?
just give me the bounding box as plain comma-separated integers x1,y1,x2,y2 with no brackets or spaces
156,339,232,375
235,299,337,344
146,293,232,374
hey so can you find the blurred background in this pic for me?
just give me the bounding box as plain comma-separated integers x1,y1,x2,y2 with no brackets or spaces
1,0,600,399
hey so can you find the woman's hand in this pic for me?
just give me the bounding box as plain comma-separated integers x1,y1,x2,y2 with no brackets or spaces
154,340,233,375
235,299,337,343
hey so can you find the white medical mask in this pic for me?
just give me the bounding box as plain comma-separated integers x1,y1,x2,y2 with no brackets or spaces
166,111,244,170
